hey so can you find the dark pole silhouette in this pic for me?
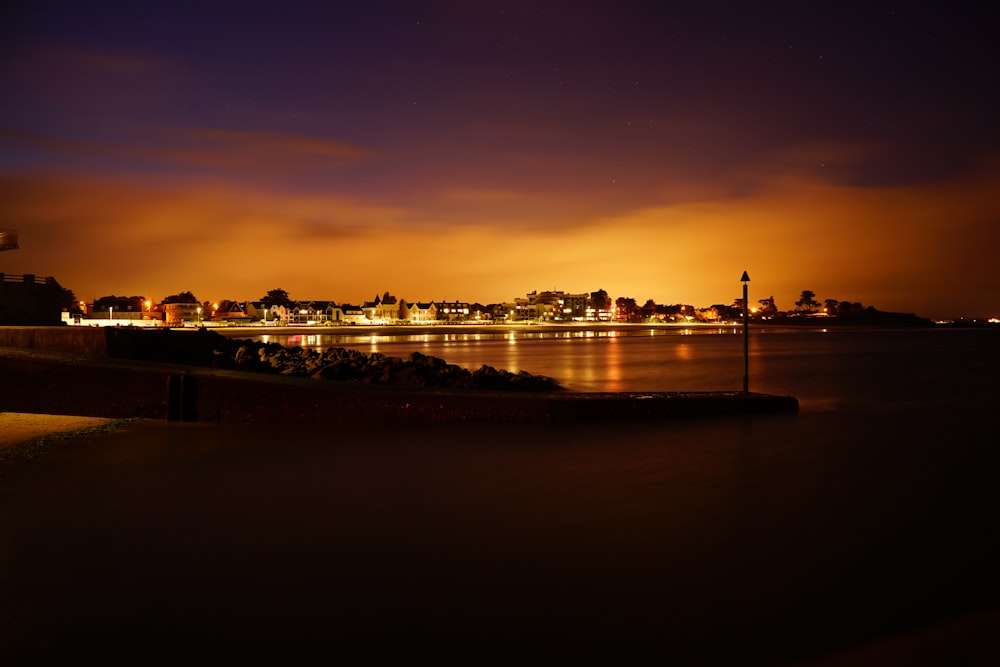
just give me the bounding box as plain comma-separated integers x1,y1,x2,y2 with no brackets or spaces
741,270,750,393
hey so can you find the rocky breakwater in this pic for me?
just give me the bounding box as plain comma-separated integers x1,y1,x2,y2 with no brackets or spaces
234,342,564,391
107,327,563,392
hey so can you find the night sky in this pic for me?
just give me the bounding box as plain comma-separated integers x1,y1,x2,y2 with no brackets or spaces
3,1,998,318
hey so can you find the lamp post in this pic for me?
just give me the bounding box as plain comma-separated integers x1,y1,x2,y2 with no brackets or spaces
741,270,750,393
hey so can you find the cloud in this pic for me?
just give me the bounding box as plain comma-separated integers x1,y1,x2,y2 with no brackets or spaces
2,126,373,177
3,44,165,82
2,44,177,120
160,127,374,174
0,170,404,296
3,151,998,318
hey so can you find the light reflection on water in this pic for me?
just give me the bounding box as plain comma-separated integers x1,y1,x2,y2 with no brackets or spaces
261,327,719,350
257,327,744,394
243,327,999,415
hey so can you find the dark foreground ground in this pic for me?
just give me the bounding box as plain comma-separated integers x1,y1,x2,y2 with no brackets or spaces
2,416,998,665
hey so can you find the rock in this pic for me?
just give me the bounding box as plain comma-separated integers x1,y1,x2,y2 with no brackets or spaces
109,328,563,391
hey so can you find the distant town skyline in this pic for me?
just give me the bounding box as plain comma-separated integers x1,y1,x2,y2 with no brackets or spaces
78,285,912,325
3,3,998,320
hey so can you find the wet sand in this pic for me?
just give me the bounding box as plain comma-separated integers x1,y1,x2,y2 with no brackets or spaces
0,412,116,449
2,417,997,665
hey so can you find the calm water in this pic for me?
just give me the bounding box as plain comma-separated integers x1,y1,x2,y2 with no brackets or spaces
5,326,999,663
244,325,999,414
224,326,1000,663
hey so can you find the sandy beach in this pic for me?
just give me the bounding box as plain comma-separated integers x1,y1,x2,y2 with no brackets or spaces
0,412,117,449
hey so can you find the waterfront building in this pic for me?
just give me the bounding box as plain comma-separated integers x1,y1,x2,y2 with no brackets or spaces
402,301,438,322
209,301,250,323
363,293,402,323
511,290,590,321
0,272,63,326
436,301,470,322
163,302,202,325
339,304,367,324
287,301,344,324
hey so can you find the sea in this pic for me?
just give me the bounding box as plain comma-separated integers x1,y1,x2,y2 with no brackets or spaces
5,325,999,664
245,323,996,411
227,324,1000,662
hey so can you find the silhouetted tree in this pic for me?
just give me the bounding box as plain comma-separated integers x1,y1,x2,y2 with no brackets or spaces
95,295,146,312
261,288,291,307
824,298,840,316
60,287,80,313
216,299,237,314
590,289,611,312
712,304,742,320
641,299,658,319
795,290,819,313
163,291,198,304
615,297,640,321
757,296,778,317
659,304,689,320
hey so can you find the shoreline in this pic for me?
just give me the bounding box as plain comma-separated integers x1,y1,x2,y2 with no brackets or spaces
0,327,799,422
56,309,954,340
0,345,798,423
0,412,119,450
206,318,943,337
